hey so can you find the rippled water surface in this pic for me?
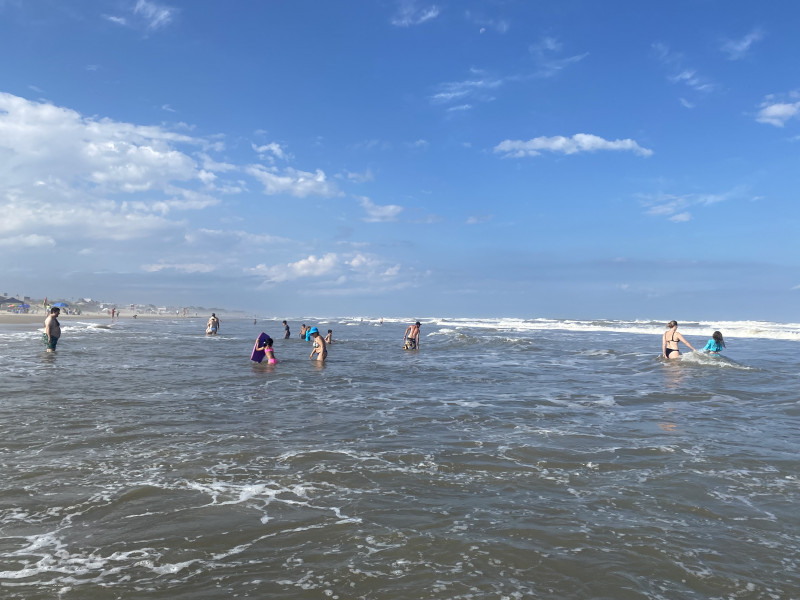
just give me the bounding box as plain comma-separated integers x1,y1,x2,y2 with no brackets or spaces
1,317,798,599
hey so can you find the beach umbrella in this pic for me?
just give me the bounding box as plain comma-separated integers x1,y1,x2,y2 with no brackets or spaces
52,302,69,307
21,303,30,308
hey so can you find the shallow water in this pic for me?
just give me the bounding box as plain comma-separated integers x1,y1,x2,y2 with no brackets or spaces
1,317,798,599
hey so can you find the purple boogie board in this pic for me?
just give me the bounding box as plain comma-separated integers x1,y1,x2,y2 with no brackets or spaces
251,332,269,363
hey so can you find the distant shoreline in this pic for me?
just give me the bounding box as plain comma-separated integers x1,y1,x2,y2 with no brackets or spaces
0,313,215,326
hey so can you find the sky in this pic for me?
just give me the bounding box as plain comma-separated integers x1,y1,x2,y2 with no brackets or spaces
1,1,799,320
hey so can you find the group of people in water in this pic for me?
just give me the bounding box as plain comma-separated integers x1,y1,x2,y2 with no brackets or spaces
251,322,336,363
662,320,725,359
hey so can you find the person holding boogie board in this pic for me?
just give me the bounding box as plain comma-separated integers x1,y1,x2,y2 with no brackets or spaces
251,333,277,364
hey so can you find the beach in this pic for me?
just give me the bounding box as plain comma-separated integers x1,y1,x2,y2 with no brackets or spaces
1,316,798,599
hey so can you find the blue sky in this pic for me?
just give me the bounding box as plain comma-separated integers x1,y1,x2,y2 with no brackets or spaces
1,1,798,320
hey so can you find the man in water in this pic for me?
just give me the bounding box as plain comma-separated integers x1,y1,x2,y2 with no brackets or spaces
44,306,61,352
404,321,421,350
206,313,220,335
283,320,291,339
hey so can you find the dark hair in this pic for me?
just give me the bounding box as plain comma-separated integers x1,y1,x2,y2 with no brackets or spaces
264,337,273,347
327,329,332,333
415,321,421,326
712,331,725,347
666,320,678,328
50,307,60,314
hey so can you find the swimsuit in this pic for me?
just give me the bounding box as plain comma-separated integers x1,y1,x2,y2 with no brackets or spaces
703,340,723,353
665,332,679,357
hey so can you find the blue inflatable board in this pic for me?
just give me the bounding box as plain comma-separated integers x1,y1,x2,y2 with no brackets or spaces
251,332,269,363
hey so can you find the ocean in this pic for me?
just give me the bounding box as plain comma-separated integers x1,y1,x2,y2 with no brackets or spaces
1,316,798,599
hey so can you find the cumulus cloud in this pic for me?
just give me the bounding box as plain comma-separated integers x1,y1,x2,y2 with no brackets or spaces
756,93,800,127
0,92,223,244
359,196,403,222
250,250,404,288
252,141,290,162
721,28,764,60
246,164,338,198
494,133,653,158
391,1,440,26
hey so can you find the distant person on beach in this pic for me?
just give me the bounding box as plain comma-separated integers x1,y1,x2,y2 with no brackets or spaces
308,327,327,361
283,320,291,339
662,320,694,359
324,329,334,344
702,331,726,354
206,313,220,335
255,334,277,364
404,321,421,350
44,307,61,352
299,324,307,339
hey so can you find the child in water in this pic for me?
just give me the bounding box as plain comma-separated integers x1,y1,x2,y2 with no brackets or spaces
256,335,277,364
702,331,725,354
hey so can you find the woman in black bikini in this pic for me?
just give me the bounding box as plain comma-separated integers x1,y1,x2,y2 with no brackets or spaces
662,320,695,359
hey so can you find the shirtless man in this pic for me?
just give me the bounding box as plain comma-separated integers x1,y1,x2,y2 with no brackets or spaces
206,313,220,335
44,307,61,352
308,327,327,361
404,321,421,350
324,329,334,344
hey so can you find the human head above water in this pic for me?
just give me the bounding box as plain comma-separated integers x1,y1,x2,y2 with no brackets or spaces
309,327,319,336
666,320,678,329
712,331,725,345
50,307,60,315
416,321,421,326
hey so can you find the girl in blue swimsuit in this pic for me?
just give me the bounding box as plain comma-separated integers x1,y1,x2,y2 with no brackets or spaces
702,331,725,354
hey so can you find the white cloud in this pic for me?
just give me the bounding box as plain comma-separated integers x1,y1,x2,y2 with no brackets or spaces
494,133,653,158
246,164,338,198
252,141,290,162
252,253,341,282
640,188,744,222
134,0,175,30
251,250,405,289
756,94,800,127
392,1,440,27
431,76,503,107
653,42,714,94
0,93,230,243
142,262,216,273
359,197,403,222
721,28,764,60
0,233,55,248
529,37,588,78
343,169,374,183
466,215,493,225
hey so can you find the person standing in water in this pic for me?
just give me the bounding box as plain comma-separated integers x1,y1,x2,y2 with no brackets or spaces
206,313,220,335
283,320,291,339
404,321,421,350
702,331,726,354
308,327,327,361
44,306,61,352
662,320,694,359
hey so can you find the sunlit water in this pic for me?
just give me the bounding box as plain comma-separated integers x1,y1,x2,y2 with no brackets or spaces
1,316,798,599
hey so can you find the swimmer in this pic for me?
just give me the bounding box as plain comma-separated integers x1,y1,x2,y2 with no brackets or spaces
324,329,334,344
256,335,277,364
702,331,726,354
283,320,291,339
403,321,421,350
662,320,694,359
308,327,327,362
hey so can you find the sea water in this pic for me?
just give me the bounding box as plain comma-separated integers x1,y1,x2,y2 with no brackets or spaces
0,316,798,599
